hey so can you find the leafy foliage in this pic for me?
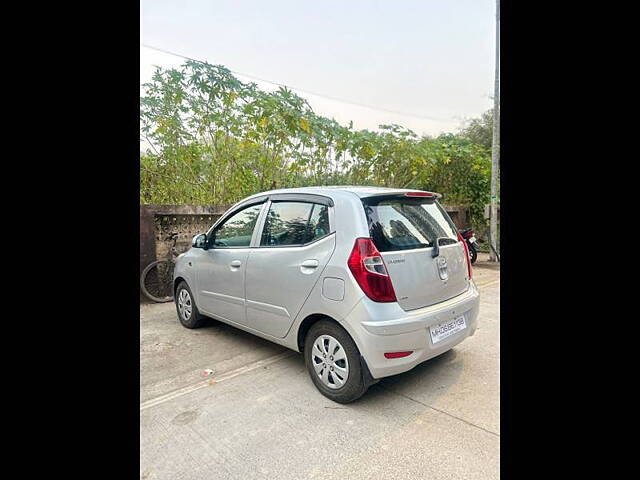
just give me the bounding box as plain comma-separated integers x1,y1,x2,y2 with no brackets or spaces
459,108,494,150
140,61,496,229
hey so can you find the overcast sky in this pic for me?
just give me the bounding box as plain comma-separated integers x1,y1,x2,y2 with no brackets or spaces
141,0,496,139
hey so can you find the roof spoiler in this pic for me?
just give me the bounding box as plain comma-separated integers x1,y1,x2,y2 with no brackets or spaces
361,190,442,202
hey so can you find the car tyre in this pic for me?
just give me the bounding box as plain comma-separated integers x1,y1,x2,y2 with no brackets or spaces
304,319,368,404
175,281,205,329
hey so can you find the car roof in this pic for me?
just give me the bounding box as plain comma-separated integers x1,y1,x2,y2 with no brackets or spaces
245,185,437,200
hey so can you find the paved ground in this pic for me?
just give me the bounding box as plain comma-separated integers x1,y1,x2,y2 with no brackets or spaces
140,253,500,480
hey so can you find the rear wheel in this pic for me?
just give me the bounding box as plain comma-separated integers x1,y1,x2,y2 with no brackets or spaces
175,281,205,329
140,260,174,303
304,320,367,403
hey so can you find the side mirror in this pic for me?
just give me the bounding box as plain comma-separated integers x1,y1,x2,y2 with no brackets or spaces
192,233,207,249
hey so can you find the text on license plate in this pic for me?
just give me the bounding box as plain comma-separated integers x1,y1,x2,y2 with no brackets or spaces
429,316,467,344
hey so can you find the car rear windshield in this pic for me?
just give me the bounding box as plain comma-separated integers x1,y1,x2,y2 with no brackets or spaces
362,196,459,252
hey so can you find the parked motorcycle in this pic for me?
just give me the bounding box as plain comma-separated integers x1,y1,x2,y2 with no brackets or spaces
459,228,478,264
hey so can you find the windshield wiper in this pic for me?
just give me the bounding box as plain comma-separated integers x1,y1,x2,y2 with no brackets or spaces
431,237,450,258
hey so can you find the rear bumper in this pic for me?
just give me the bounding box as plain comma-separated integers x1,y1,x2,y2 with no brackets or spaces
346,280,480,379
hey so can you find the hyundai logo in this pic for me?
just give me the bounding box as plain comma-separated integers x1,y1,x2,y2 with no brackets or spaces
436,256,448,281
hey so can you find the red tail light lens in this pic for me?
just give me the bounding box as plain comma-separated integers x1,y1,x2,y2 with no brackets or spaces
347,238,397,302
458,232,473,279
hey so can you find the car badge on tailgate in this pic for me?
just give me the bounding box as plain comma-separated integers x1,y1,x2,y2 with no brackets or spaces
436,256,448,281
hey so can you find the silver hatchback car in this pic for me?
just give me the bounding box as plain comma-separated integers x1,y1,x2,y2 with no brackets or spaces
173,186,479,403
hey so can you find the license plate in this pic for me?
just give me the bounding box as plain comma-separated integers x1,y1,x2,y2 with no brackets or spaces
429,316,467,344
469,236,476,243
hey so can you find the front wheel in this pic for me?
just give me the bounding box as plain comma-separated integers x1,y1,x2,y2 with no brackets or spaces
468,243,478,264
175,281,205,328
140,260,175,303
304,320,368,403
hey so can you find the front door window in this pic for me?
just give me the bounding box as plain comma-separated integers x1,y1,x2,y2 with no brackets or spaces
211,203,263,248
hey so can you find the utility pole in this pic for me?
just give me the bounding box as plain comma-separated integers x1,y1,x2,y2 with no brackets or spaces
489,0,500,262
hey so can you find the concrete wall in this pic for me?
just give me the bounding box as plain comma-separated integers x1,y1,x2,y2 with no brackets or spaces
140,205,230,278
443,205,470,230
140,206,157,275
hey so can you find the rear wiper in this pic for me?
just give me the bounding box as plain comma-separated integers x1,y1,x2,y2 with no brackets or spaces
431,237,450,258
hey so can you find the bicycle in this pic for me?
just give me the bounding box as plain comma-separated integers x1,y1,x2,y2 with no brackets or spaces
140,232,181,303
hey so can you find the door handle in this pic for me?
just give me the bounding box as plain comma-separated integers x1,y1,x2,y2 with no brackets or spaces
230,260,242,268
301,259,319,269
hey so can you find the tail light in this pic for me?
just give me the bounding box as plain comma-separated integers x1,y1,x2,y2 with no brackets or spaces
347,238,397,302
458,232,473,279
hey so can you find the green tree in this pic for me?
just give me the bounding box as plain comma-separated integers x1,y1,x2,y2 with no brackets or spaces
458,108,494,150
140,61,494,231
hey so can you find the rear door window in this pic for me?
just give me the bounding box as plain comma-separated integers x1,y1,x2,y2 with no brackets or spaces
363,197,458,252
260,202,330,246
307,203,330,240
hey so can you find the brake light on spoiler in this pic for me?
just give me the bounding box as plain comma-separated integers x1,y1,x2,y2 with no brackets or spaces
404,191,440,198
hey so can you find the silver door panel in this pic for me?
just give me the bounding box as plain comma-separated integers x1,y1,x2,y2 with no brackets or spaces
244,234,336,338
